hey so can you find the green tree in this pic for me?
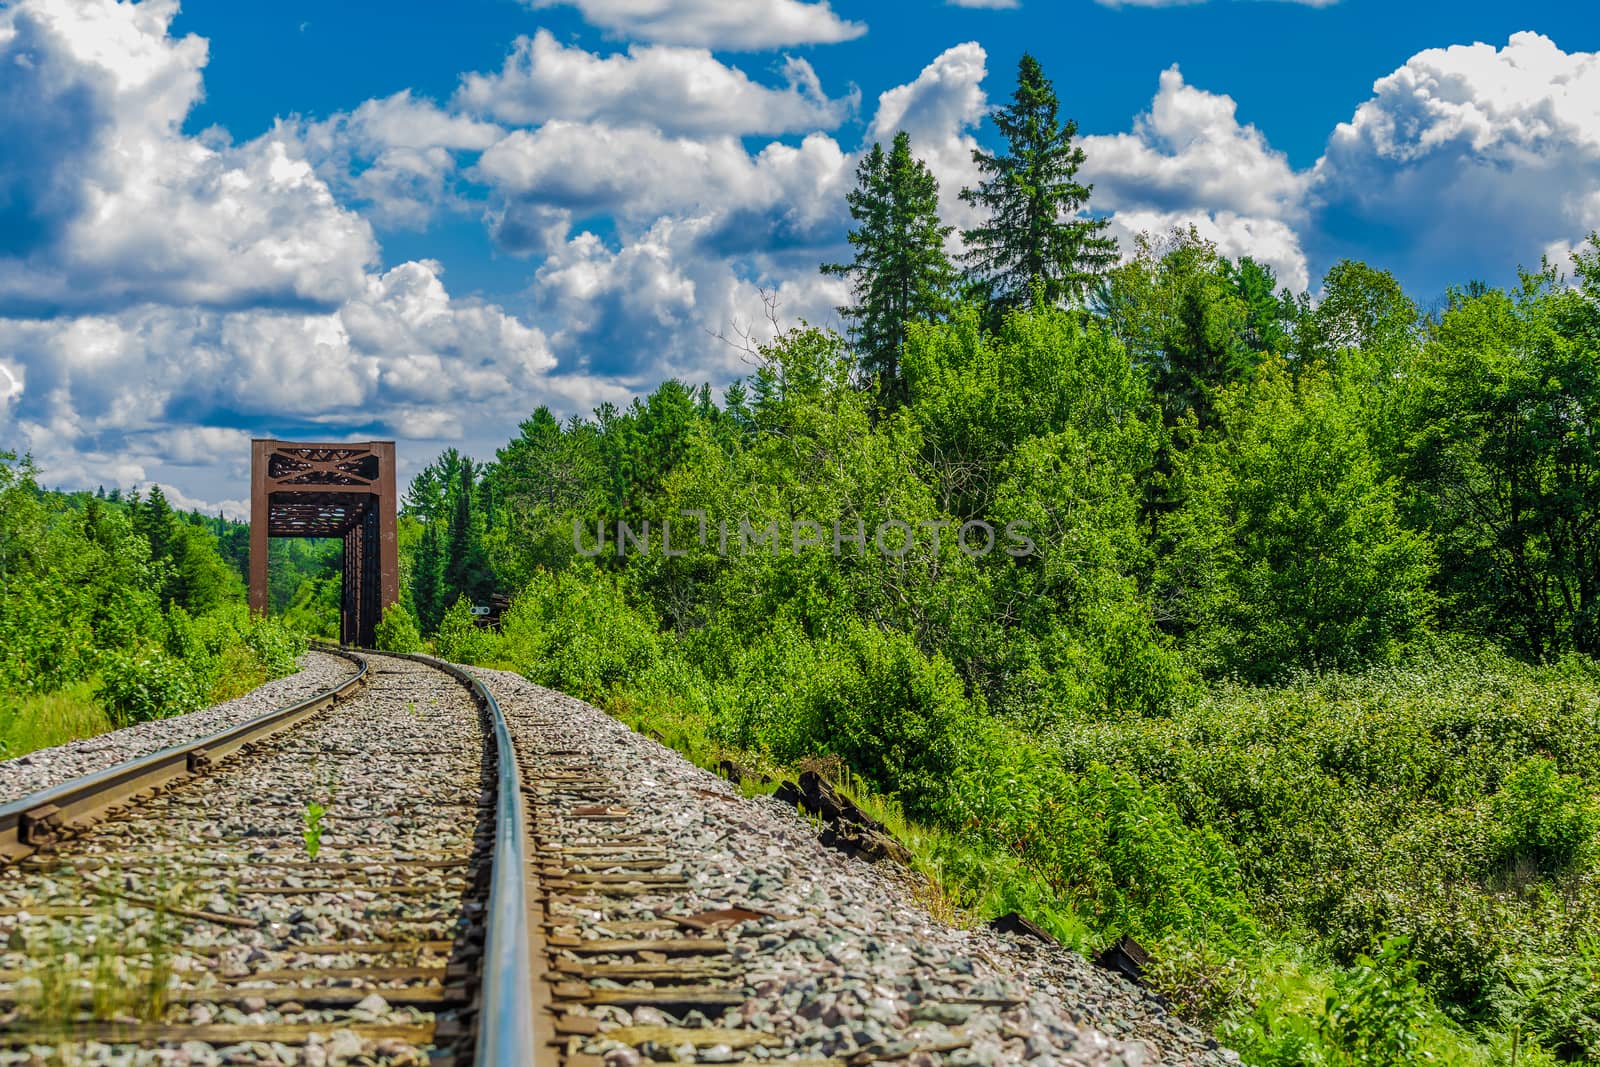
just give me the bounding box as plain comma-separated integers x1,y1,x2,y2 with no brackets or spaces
443,458,495,610
1401,241,1600,659
131,485,177,591
1098,228,1282,431
167,521,234,615
1298,259,1418,370
488,407,605,584
1162,358,1435,678
960,53,1116,318
413,520,445,633
822,131,956,406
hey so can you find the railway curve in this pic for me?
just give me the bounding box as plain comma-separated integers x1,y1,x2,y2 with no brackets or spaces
0,652,1241,1067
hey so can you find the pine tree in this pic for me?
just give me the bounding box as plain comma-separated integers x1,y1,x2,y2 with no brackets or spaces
960,54,1116,318
823,131,956,407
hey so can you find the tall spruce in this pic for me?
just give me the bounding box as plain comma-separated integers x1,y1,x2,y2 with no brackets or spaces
823,131,955,407
960,54,1116,318
443,458,494,608
413,521,444,632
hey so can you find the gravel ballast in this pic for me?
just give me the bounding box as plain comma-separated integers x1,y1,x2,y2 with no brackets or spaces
0,651,359,805
482,666,1241,1067
0,653,486,1066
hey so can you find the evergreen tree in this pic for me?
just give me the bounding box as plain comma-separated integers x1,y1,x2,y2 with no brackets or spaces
413,520,445,633
823,131,955,407
960,54,1116,318
443,459,494,608
134,485,176,568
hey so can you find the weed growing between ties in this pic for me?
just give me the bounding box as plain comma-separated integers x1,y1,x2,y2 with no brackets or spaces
302,799,330,859
11,881,182,1037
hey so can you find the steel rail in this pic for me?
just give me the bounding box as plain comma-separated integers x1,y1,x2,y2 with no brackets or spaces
0,648,369,864
380,652,545,1067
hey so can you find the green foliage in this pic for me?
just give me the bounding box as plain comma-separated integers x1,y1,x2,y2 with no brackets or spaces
1097,228,1295,430
374,601,424,653
1489,757,1600,873
372,240,1600,1067
496,569,661,699
0,455,306,740
0,682,112,760
95,649,205,727
407,448,500,633
720,618,972,817
433,595,499,665
302,800,328,860
822,130,956,404
1232,939,1434,1067
948,732,1255,945
1163,357,1435,679
269,538,341,636
960,53,1116,315
1401,241,1600,660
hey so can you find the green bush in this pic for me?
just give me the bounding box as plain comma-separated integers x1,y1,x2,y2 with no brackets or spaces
803,620,974,815
498,568,661,700
434,595,501,664
96,650,205,726
1231,939,1433,1067
1490,757,1600,873
374,601,424,653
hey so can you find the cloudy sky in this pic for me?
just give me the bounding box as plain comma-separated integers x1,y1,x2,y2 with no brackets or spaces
1,0,1597,515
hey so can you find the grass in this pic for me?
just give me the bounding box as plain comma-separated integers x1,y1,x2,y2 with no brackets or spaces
0,643,289,761
12,890,181,1035
204,644,269,704
0,680,112,760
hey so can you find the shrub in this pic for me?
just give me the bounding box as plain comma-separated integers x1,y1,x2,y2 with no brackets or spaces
1231,938,1433,1067
96,650,205,726
434,595,501,664
802,620,974,816
242,614,304,677
1490,757,1600,873
374,601,424,653
499,568,661,700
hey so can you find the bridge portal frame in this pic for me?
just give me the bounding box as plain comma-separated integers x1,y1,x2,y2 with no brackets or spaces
249,440,399,648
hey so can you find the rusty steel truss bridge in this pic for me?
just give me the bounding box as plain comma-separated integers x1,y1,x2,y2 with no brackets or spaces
249,440,399,647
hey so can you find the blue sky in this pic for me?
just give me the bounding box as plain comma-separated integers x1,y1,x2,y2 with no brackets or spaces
2,0,1598,513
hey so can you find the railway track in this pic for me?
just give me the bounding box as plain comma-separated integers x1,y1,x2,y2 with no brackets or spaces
0,649,1237,1067
0,651,535,1067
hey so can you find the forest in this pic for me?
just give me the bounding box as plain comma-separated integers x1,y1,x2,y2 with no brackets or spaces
0,470,314,755
3,50,1599,1066
380,55,1600,1067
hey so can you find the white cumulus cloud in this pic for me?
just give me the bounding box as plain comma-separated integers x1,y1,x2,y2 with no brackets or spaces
519,0,866,50
867,42,991,236
0,0,580,510
0,0,378,315
456,30,855,136
291,92,503,229
1310,31,1600,293
1080,65,1310,289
